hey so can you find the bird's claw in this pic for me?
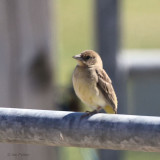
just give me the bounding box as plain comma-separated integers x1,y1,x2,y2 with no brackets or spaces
81,110,98,118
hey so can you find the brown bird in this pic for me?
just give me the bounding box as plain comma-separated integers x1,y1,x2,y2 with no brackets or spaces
72,50,118,114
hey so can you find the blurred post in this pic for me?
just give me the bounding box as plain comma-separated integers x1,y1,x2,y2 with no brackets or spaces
95,0,124,159
0,0,58,160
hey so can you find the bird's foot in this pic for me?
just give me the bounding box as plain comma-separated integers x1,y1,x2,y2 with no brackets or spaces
81,110,98,118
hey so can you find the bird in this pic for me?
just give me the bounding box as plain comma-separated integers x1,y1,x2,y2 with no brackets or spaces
72,50,118,115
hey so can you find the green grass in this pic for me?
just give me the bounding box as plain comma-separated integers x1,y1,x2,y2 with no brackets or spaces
57,0,94,86
60,147,83,160
122,0,160,48
124,151,160,160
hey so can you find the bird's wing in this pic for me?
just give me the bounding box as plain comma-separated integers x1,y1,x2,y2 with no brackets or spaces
95,68,117,112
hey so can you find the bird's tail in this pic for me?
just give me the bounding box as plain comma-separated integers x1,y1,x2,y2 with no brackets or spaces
104,105,117,114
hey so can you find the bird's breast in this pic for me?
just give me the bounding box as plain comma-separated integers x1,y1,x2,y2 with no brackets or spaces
72,66,106,107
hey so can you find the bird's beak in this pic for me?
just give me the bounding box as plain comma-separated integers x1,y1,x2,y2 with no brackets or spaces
72,54,83,61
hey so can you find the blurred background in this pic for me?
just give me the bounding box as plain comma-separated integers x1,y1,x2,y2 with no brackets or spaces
0,0,160,160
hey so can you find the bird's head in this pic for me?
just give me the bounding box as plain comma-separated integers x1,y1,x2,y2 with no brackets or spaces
72,50,103,68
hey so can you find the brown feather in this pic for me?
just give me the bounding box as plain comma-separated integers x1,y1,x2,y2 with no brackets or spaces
96,68,118,112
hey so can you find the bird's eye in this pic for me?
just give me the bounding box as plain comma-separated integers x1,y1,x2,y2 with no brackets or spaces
86,56,90,60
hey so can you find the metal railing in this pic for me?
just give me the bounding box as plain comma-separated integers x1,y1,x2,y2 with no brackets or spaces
0,108,160,152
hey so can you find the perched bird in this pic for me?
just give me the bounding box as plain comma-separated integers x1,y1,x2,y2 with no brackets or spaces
72,50,118,114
